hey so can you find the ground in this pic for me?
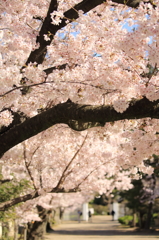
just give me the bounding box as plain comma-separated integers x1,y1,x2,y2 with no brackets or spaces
44,215,159,240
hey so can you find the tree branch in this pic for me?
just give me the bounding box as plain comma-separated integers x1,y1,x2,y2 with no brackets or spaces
0,187,79,211
23,143,38,191
25,0,144,66
0,179,12,184
25,0,58,65
54,133,88,190
0,191,39,211
1,97,159,158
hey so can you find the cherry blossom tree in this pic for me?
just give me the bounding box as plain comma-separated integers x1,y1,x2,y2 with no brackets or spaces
0,125,135,211
0,0,159,159
1,2,159,239
0,0,159,213
16,192,92,239
0,126,135,239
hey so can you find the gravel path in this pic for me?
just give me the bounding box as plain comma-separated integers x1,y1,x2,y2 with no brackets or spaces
44,215,159,240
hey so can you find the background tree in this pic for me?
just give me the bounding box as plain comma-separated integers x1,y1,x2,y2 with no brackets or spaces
0,173,31,239
0,125,136,211
0,127,134,239
120,155,159,229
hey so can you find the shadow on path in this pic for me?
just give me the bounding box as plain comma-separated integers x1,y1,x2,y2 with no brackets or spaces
53,230,158,236
52,228,159,236
45,216,159,239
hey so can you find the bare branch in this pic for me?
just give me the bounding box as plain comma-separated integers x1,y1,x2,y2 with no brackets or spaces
75,158,115,189
54,133,88,190
39,172,43,189
23,143,38,191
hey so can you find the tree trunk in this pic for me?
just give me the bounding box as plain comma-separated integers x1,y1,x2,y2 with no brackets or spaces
145,174,156,230
46,209,56,232
27,205,51,240
59,207,65,220
145,202,153,229
2,222,9,239
27,222,44,240
132,210,137,227
137,212,142,228
13,219,18,240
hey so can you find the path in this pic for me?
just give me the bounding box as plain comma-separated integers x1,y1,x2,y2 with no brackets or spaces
44,215,159,240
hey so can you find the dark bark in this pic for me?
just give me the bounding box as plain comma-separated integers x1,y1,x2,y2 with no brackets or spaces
46,209,56,232
145,201,153,229
25,0,58,66
59,207,65,220
43,63,69,75
145,174,156,229
1,97,159,158
46,221,53,232
0,179,12,184
138,211,144,228
27,205,51,240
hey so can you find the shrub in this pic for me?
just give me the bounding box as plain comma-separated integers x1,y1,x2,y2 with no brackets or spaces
118,215,133,225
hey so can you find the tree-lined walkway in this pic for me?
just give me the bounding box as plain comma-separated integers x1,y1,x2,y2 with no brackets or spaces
44,215,159,240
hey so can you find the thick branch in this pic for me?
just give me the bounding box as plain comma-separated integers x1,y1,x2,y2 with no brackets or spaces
0,179,12,184
0,187,79,211
1,97,159,158
0,191,39,211
25,0,58,65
